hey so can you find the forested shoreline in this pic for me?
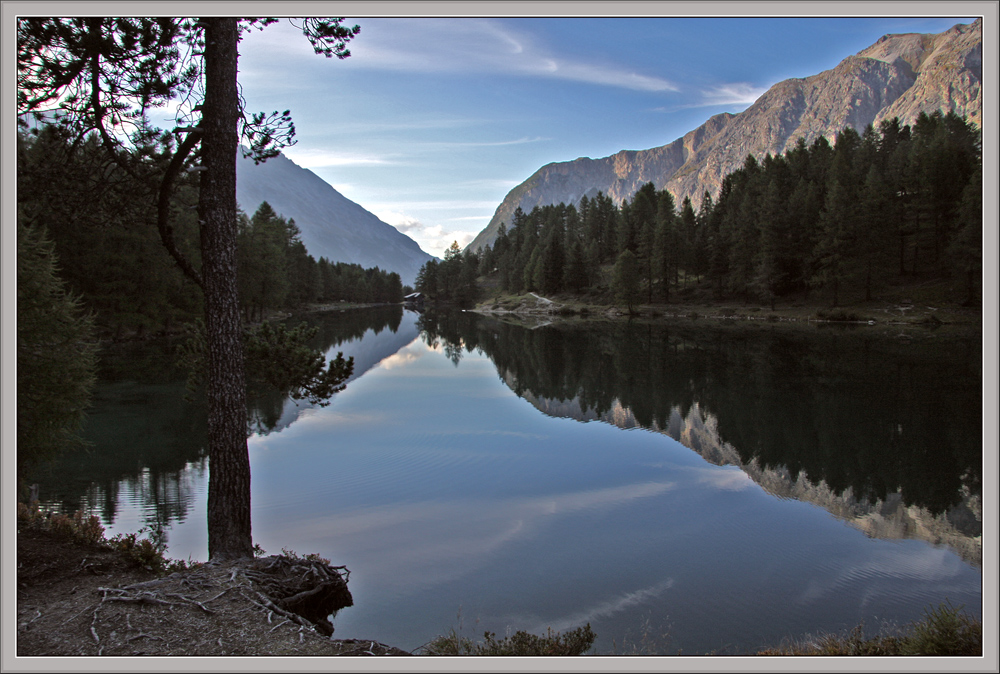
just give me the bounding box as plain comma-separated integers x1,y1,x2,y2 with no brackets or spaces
17,123,405,342
16,120,395,486
416,113,982,312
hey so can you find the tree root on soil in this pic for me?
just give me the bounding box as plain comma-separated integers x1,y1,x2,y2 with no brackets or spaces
17,527,406,656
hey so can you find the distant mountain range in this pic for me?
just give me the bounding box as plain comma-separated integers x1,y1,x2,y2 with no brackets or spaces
468,18,982,252
235,152,435,286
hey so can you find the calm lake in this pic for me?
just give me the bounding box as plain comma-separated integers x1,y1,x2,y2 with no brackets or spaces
30,305,983,655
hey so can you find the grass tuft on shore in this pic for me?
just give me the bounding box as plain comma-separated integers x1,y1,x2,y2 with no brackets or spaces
419,624,597,656
756,602,982,656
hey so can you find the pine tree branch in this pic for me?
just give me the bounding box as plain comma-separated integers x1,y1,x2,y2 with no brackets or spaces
156,126,204,288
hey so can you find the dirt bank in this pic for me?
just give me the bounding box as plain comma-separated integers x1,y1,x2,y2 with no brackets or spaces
15,526,411,657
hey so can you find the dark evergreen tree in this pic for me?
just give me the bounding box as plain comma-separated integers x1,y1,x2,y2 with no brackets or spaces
611,249,641,313
855,165,897,300
653,192,680,302
415,258,440,297
563,238,589,293
586,191,617,261
630,182,658,301
689,192,713,282
725,156,763,299
752,181,785,308
17,220,99,490
17,124,204,337
237,202,293,321
948,164,983,305
539,227,565,296
812,180,856,306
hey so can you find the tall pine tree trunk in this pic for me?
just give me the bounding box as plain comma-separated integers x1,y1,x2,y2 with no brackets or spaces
200,18,253,560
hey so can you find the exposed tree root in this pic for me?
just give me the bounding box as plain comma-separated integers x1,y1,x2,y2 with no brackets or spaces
17,529,405,657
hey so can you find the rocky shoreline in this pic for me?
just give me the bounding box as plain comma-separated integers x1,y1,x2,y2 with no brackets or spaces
469,291,981,330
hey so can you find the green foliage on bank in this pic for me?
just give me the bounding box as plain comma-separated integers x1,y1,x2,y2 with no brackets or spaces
419,602,980,656
17,501,189,574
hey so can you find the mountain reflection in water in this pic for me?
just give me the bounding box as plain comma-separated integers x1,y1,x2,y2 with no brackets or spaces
29,306,417,529
26,305,983,654
32,306,982,573
418,310,982,567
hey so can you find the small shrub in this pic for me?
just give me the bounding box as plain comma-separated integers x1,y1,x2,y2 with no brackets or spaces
16,501,44,526
108,525,187,573
813,624,906,655
902,602,982,655
757,603,982,656
75,512,106,544
422,624,596,656
422,628,477,655
478,625,596,655
25,506,106,545
281,547,331,564
48,512,77,539
18,501,188,574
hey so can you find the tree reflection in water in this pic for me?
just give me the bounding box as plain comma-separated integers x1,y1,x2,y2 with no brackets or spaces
418,310,982,564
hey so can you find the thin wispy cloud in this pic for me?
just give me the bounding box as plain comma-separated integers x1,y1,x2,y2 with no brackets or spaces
348,18,679,93
415,135,550,149
313,118,482,135
447,215,492,223
283,147,402,168
374,199,501,212
452,178,522,190
698,82,769,106
649,82,769,114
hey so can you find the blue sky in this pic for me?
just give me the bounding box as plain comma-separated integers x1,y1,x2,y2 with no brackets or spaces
232,14,977,258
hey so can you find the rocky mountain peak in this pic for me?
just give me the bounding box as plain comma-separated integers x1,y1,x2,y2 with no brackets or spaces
468,19,981,252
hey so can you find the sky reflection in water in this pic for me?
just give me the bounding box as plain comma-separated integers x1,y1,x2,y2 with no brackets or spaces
237,325,980,654
47,309,981,654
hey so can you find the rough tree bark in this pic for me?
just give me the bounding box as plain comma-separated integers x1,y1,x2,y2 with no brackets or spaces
199,18,253,560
